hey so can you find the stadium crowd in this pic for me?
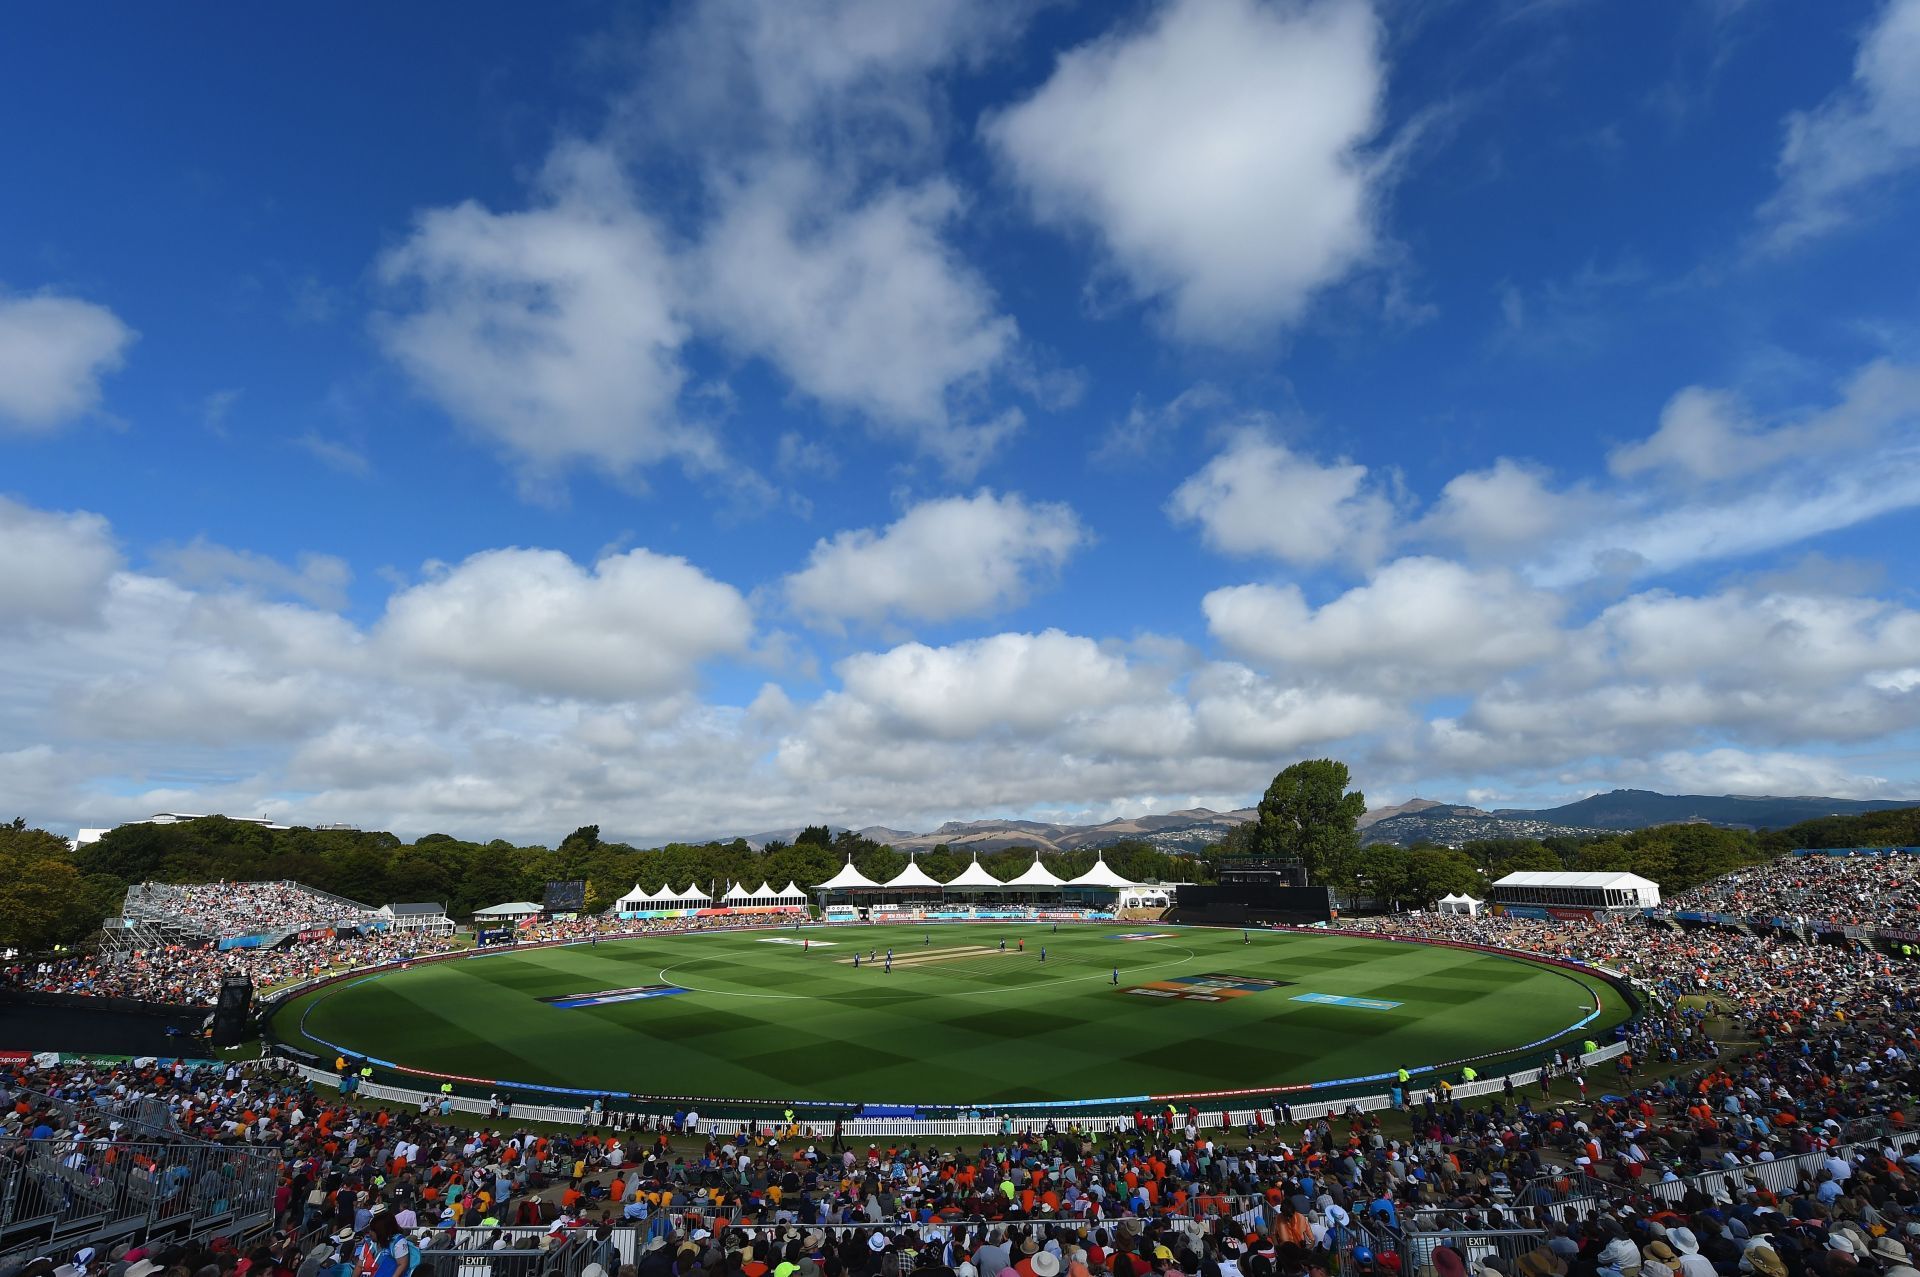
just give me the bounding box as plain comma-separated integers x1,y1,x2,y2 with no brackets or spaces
5,856,1920,1277
2,930,467,1007
1,912,822,1006
1661,857,1920,930
120,881,380,944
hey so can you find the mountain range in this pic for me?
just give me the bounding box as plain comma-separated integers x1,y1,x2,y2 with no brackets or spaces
744,808,1256,856
1359,790,1919,847
743,789,1917,855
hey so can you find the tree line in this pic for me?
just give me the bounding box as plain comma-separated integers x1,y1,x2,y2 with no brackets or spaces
0,816,1205,954
5,758,1915,955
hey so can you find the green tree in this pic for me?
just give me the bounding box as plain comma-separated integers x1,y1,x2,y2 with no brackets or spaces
1352,844,1411,908
2,817,71,859
1402,848,1485,903
1252,759,1367,889
0,838,122,953
1462,839,1564,875
558,824,601,854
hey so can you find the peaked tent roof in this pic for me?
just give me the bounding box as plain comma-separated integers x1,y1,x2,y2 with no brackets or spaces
945,854,1006,889
617,884,655,904
814,859,882,891
779,881,806,898
753,881,775,898
722,882,752,900
1004,855,1067,889
679,884,712,901
1065,854,1143,890
883,858,944,890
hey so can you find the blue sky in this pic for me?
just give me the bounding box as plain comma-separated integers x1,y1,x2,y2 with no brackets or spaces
4,0,1920,843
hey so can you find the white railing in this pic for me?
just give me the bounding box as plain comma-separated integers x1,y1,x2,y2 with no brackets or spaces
282,1039,1630,1135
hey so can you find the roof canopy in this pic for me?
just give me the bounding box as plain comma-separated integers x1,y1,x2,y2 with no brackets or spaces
678,884,712,902
1493,871,1657,890
1437,892,1483,904
617,884,654,904
753,881,775,898
1003,855,1066,889
474,901,541,916
814,858,882,891
883,858,944,890
1065,854,1142,890
779,881,806,898
722,882,752,900
945,855,1006,889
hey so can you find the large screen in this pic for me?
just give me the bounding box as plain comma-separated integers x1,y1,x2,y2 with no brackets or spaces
543,879,587,912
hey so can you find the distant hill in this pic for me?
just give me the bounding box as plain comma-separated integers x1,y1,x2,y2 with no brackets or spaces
1362,805,1613,847
887,808,1256,856
745,790,1920,855
743,808,1255,855
1360,789,1920,846
1357,797,1447,829
1502,789,1918,831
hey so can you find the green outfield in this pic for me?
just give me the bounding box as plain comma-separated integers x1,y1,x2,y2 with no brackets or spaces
270,924,1632,1108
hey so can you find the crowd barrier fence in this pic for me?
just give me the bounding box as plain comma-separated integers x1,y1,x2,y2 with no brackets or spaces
280,1035,1629,1137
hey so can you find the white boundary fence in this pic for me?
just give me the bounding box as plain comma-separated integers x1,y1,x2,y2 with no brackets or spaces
277,1039,1630,1137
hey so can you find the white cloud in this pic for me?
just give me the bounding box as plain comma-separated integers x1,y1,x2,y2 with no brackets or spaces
375,143,703,482
1591,589,1920,689
1420,459,1581,557
639,0,1024,150
0,497,121,627
378,546,752,700
12,466,1920,842
0,290,137,431
832,630,1146,739
776,432,838,479
786,491,1086,627
1093,383,1230,466
1760,0,1920,249
1435,584,1920,775
1188,662,1397,758
287,725,452,791
1168,429,1396,566
1646,748,1898,799
1203,557,1564,688
1610,361,1920,482
297,433,372,478
152,537,353,611
692,162,1022,474
58,574,367,745
1534,445,1920,587
988,0,1388,341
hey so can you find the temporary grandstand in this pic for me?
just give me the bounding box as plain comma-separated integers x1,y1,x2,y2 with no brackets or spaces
613,880,808,917
0,1073,277,1268
101,879,381,954
1488,870,1659,919
811,850,1152,915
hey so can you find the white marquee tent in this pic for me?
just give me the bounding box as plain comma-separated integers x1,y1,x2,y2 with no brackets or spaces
943,854,1006,891
881,857,945,892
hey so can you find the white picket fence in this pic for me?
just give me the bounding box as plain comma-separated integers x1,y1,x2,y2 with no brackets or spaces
281,1037,1629,1137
